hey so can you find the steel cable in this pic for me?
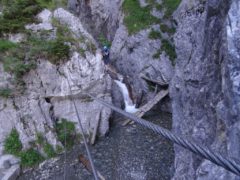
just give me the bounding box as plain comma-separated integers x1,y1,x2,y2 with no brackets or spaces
86,92,240,176
66,79,99,180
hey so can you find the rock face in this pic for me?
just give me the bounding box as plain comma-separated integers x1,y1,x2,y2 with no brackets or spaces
170,0,240,179
0,9,112,154
69,0,174,105
68,0,123,40
0,155,20,180
111,24,174,102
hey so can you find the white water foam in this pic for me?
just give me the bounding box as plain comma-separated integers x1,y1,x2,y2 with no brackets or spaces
114,80,139,114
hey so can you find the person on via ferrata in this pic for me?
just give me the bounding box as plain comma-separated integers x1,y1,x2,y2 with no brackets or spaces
102,45,110,65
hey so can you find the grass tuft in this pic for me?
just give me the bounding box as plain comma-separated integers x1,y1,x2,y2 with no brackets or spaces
123,0,158,35
160,24,176,34
0,0,42,35
161,39,176,62
4,129,22,156
20,149,44,167
43,143,56,158
162,0,181,18
0,88,12,98
148,29,162,39
56,119,76,149
0,40,18,51
98,34,111,47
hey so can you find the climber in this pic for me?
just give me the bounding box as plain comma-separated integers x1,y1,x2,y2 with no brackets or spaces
102,45,110,64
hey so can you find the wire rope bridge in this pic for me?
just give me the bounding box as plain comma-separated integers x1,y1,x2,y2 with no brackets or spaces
65,85,240,180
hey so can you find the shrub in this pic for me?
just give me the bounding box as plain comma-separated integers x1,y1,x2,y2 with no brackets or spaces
20,148,44,167
98,34,111,47
3,56,36,79
43,143,56,158
36,132,56,158
161,39,176,63
56,145,64,154
0,88,12,98
0,40,18,51
0,0,42,35
162,0,181,19
4,129,45,167
47,39,70,64
25,35,70,64
4,129,22,156
36,132,45,145
56,119,76,149
149,29,162,39
123,0,158,35
160,24,176,34
36,0,67,10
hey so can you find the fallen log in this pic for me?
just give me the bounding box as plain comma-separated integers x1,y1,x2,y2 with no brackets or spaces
140,74,168,86
79,154,105,180
90,111,101,145
122,89,169,126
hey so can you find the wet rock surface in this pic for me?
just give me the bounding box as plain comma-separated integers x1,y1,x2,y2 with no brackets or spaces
111,25,174,102
17,111,174,180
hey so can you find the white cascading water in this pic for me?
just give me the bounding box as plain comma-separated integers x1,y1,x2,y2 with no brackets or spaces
114,80,139,113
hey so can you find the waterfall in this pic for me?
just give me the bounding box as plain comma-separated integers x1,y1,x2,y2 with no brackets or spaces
114,80,138,114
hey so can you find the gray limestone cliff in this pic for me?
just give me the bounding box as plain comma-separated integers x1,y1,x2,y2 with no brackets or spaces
0,8,112,155
1,0,240,179
170,0,240,179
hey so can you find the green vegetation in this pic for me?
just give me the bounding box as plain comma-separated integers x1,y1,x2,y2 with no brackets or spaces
0,88,12,98
0,0,42,35
1,35,70,84
3,56,36,79
4,129,22,156
0,0,68,35
36,0,67,10
161,39,176,62
160,24,176,34
27,34,70,64
47,39,70,64
162,0,181,18
148,29,162,39
52,18,96,56
153,39,176,64
20,149,44,167
98,34,111,47
43,143,56,158
4,129,44,167
36,132,56,158
56,119,76,149
155,3,163,10
123,0,158,35
0,40,18,51
56,145,64,154
36,132,45,145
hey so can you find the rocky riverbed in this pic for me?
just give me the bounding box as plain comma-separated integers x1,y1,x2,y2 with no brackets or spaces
18,111,174,180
